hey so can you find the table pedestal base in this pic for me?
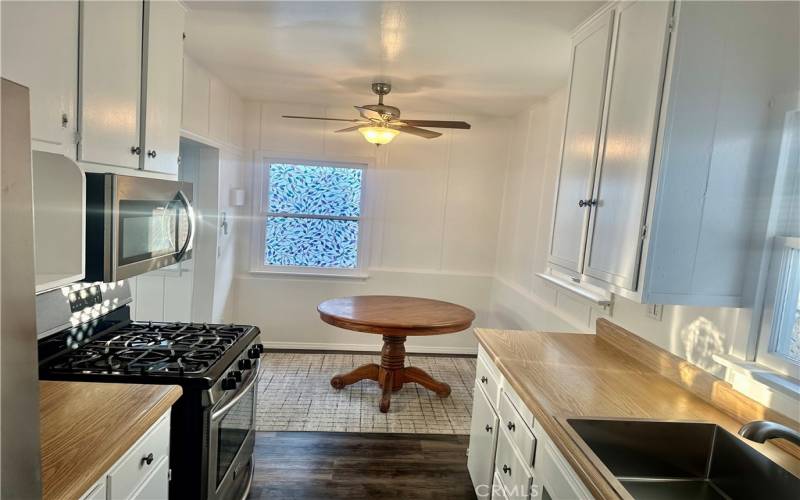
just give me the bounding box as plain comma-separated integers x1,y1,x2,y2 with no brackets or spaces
330,335,452,413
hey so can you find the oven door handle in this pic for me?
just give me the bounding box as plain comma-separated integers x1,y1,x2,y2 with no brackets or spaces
211,358,260,421
175,189,195,262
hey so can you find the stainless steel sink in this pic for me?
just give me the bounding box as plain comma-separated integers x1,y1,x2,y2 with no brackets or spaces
566,418,799,500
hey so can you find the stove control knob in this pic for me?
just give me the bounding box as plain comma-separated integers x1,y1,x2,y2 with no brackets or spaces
254,343,264,354
238,359,252,370
221,377,237,391
247,347,260,359
229,370,242,382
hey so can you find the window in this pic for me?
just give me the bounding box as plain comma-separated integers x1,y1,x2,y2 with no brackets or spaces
755,109,800,378
251,159,368,275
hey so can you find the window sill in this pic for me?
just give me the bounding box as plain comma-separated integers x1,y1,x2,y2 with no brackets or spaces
712,353,800,400
248,268,369,280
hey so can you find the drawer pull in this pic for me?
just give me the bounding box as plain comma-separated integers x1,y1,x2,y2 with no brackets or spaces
485,424,493,433
502,464,511,475
481,376,488,384
141,453,154,466
507,421,516,432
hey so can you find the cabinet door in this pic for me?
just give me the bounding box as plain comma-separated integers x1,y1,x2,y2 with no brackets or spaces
584,0,673,290
182,56,210,137
130,457,169,500
468,383,500,499
78,0,142,169
1,0,78,157
548,11,614,274
209,76,230,143
141,0,185,175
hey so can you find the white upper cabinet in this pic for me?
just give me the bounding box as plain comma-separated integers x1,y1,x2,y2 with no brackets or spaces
182,56,211,138
141,1,186,175
548,0,792,306
1,0,79,158
549,10,614,274
209,76,230,143
182,55,245,149
78,0,143,169
583,0,673,290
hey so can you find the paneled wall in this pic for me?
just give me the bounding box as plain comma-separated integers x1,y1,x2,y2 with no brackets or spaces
231,102,511,352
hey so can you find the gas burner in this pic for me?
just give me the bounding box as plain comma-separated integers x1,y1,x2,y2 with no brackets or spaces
44,321,256,378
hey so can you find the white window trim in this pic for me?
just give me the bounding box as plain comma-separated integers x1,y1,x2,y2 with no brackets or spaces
249,152,373,278
747,108,800,384
755,236,800,380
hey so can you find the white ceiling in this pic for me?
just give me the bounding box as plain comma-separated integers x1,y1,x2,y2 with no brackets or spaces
184,1,602,117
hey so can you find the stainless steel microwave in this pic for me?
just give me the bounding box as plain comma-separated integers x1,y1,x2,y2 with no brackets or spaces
85,173,194,282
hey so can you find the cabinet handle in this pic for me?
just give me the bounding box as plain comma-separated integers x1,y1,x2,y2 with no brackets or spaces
480,376,488,384
61,114,69,128
147,150,157,158
502,464,511,475
131,146,141,155
485,424,493,433
141,452,154,466
578,199,596,208
507,421,515,432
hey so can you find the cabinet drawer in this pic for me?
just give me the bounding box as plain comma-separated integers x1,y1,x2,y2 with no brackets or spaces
495,429,533,500
108,413,170,499
129,454,169,500
502,382,535,429
498,392,536,465
476,348,501,406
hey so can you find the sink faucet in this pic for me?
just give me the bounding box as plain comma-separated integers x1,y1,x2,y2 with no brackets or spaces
739,420,800,446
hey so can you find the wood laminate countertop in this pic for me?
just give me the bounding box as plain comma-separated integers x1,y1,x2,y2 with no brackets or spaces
40,381,182,500
475,323,800,499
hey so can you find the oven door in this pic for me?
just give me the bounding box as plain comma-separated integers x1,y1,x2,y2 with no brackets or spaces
208,359,259,500
113,175,194,280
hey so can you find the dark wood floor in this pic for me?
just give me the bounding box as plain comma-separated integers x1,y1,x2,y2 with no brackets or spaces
249,431,477,500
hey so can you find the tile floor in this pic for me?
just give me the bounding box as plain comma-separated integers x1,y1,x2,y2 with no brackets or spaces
256,352,477,434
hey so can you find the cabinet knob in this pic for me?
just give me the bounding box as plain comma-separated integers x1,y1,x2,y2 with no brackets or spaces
507,421,516,432
502,464,511,475
61,114,69,128
141,452,154,466
130,146,141,155
147,150,157,158
485,424,493,433
480,376,488,384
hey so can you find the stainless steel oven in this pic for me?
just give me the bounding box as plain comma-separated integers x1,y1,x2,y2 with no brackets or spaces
206,338,261,500
85,173,195,282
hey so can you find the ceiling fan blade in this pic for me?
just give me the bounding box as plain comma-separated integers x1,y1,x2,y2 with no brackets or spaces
354,106,384,121
401,120,471,129
396,125,442,139
282,115,361,122
334,125,363,133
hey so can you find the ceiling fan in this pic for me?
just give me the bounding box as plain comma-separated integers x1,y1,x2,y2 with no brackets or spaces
281,82,471,145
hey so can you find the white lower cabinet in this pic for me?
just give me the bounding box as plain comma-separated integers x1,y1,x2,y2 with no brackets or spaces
467,382,499,499
79,412,171,500
468,346,593,500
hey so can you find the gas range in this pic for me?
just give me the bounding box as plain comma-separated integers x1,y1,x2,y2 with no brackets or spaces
39,318,261,388
36,282,262,500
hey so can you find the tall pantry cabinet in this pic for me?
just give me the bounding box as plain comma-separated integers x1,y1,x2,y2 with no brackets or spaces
547,0,795,307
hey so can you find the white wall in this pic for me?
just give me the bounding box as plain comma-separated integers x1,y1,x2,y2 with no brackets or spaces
231,101,511,353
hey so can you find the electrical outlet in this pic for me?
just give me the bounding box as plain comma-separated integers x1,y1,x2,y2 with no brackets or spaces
646,304,663,321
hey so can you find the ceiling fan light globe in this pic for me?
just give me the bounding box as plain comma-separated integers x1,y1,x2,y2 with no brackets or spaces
358,126,399,145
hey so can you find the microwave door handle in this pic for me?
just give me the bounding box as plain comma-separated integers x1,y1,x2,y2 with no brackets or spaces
175,190,194,262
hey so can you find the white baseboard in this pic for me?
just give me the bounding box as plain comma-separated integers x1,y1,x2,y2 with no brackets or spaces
260,340,478,356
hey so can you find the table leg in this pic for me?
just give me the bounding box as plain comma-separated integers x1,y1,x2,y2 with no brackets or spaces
330,334,453,413
330,363,379,389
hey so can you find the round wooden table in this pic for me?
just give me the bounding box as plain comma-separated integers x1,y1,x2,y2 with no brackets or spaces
317,295,476,413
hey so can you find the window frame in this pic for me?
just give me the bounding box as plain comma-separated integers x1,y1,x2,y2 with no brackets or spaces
755,236,800,379
752,108,800,380
249,153,372,278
